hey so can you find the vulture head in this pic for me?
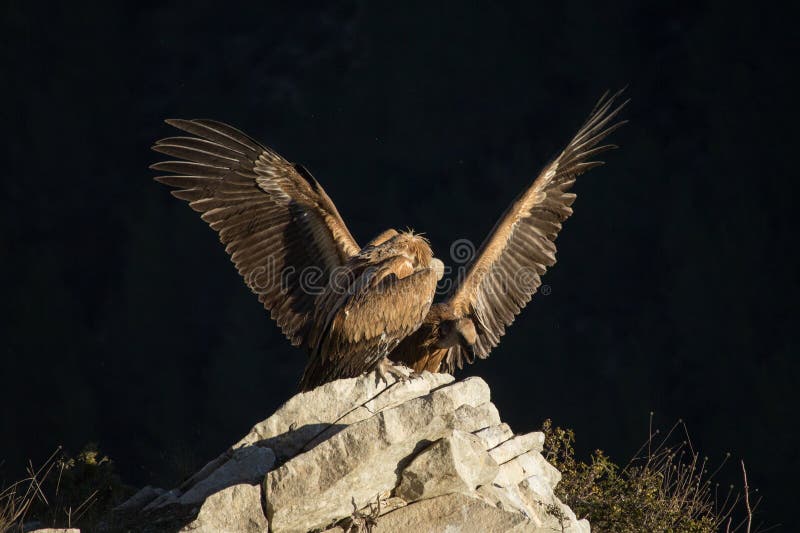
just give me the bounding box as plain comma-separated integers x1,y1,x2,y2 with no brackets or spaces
364,230,443,280
437,317,478,357
389,230,434,268
426,304,478,358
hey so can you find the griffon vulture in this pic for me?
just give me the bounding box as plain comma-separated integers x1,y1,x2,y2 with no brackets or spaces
151,121,443,391
390,90,627,373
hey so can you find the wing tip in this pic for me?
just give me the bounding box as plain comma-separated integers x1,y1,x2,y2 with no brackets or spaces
164,118,184,128
589,87,629,123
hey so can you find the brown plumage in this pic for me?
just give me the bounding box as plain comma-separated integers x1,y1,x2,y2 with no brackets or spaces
300,232,443,391
391,90,627,373
151,120,442,391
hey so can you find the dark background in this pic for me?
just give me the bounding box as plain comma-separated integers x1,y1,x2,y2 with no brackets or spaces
2,1,797,528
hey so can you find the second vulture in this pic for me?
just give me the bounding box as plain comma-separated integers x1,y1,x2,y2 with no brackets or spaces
151,91,626,391
390,92,627,373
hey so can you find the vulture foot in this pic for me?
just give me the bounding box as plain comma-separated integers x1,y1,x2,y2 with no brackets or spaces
375,358,413,386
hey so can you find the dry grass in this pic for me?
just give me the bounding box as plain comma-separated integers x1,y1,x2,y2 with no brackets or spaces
0,445,130,533
0,447,63,533
542,415,775,533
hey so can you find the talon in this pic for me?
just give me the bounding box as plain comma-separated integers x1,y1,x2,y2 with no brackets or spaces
375,358,413,386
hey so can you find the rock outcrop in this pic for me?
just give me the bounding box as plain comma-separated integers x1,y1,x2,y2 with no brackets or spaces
106,371,589,533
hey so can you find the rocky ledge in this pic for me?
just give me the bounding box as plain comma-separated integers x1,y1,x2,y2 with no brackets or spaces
103,371,589,533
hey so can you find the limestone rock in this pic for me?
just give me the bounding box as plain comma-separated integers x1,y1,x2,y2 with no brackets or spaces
142,446,275,511
517,480,590,533
492,449,559,489
396,429,498,501
488,432,545,464
113,485,165,512
109,371,588,533
179,483,267,533
264,378,491,533
236,371,454,461
477,483,533,519
447,401,501,433
476,447,586,533
474,423,514,449
372,492,535,533
167,371,452,510
494,454,527,487
178,447,275,505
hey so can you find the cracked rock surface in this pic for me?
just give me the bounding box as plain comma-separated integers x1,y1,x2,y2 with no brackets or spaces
105,371,588,533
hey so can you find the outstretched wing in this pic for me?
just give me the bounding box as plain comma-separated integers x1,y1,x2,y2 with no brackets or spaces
444,91,627,371
299,262,440,391
151,119,360,347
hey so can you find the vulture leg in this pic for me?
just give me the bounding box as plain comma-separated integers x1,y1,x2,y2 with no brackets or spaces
375,357,413,386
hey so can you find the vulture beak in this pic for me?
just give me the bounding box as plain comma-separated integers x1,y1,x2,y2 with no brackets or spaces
464,343,477,361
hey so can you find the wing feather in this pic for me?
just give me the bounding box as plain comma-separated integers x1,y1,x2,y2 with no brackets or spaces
445,90,627,370
152,119,360,347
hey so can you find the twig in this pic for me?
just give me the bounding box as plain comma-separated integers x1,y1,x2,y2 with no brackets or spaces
741,460,752,533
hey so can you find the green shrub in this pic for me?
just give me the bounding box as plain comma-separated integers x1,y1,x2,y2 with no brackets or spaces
541,418,765,533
